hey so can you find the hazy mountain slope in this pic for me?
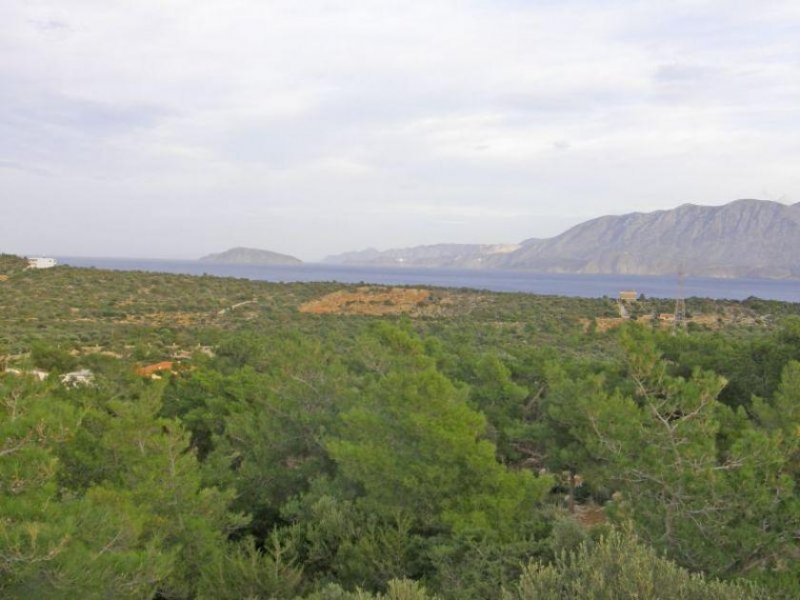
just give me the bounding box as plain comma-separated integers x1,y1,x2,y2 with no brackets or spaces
326,200,800,279
324,243,520,268
200,247,302,265
495,199,800,278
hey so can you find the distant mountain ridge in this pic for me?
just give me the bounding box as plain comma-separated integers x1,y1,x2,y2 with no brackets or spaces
324,199,800,279
200,247,302,265
325,243,520,268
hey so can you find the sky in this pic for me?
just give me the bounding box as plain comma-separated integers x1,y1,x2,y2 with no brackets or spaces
1,0,799,261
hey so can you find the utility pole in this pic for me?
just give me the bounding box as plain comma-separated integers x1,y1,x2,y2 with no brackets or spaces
674,268,686,331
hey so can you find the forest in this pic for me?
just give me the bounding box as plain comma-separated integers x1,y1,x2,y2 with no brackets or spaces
1,253,799,599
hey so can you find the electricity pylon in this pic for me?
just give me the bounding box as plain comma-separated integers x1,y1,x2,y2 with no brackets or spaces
674,268,686,330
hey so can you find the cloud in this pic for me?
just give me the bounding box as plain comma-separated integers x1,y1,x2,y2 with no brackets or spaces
0,160,52,176
27,18,71,32
0,0,798,259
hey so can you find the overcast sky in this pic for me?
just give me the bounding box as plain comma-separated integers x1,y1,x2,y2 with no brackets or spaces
2,0,799,260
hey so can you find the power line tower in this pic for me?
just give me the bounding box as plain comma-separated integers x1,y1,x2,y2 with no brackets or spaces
674,268,686,331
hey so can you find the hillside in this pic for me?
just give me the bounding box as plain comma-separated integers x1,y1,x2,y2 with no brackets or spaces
200,246,302,265
324,243,520,268
0,254,28,276
495,199,800,278
326,199,800,279
2,258,799,598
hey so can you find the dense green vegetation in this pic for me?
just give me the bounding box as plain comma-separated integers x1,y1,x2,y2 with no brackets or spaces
1,257,799,598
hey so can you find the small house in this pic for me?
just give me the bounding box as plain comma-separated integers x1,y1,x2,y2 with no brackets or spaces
619,290,638,302
28,257,57,269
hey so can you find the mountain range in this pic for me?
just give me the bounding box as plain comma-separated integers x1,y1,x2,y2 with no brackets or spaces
324,243,521,269
324,199,800,279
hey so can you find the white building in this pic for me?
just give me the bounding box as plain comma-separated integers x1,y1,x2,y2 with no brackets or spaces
28,257,57,269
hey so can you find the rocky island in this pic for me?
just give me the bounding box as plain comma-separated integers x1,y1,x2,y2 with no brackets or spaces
200,247,302,266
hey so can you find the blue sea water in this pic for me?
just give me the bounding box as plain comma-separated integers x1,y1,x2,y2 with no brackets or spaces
57,257,800,303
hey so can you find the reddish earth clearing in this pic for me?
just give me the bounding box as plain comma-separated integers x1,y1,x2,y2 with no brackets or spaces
299,286,454,317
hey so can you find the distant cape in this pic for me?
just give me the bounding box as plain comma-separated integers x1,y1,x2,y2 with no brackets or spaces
200,247,302,266
324,199,800,279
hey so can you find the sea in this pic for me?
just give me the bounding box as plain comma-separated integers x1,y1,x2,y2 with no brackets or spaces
57,257,800,303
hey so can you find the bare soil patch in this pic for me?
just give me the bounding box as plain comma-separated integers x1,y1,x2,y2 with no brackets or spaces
299,286,452,317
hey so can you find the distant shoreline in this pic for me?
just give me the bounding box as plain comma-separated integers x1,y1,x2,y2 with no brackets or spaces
56,256,800,303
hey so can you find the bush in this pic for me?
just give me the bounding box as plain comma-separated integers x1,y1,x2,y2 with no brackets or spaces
30,342,78,373
503,529,765,600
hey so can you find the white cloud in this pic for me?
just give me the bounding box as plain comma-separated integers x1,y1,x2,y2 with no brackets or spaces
1,0,798,259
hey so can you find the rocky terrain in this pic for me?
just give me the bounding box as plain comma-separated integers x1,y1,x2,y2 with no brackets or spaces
325,199,800,279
